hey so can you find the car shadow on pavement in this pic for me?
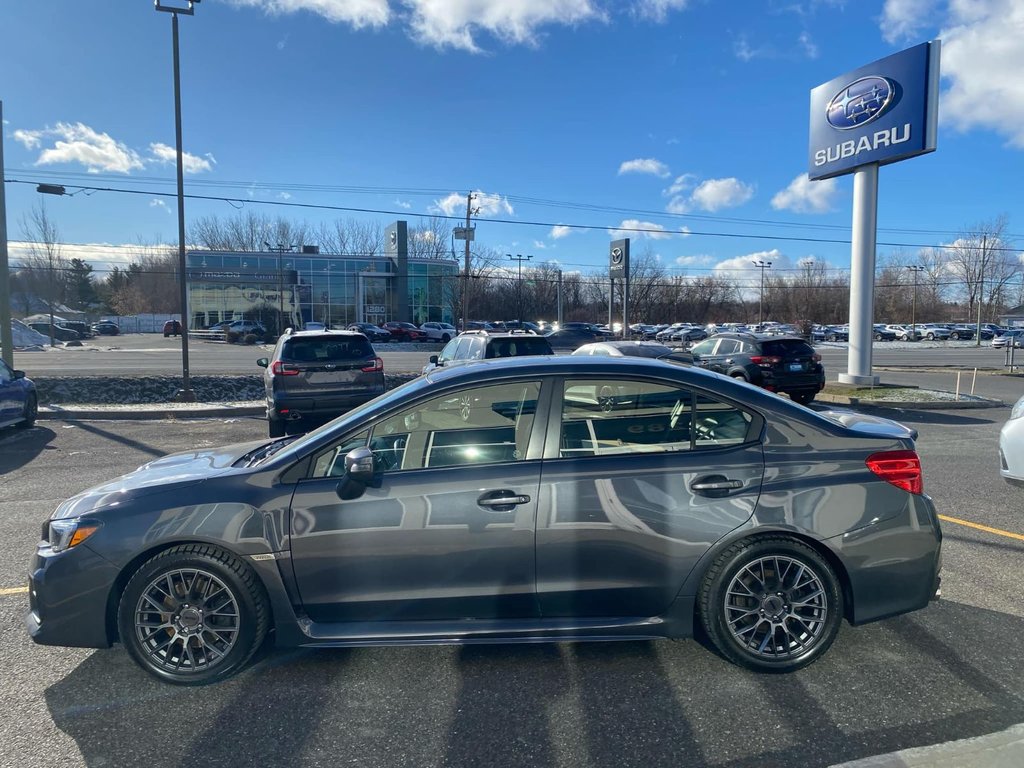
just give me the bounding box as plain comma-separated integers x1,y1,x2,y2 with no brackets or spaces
0,425,56,473
43,601,1024,768
60,419,165,458
853,406,999,427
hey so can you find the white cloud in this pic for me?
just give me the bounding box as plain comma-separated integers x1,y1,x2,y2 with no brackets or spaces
880,0,938,44
940,0,1024,148
28,123,144,174
149,143,216,174
278,192,293,200
13,129,42,149
634,0,689,23
433,189,514,217
395,198,412,209
663,173,696,197
690,177,755,211
713,249,787,280
771,173,838,214
227,0,391,28
674,254,713,267
798,31,818,59
533,240,548,249
618,157,671,177
610,219,688,240
150,198,170,213
550,224,572,239
406,0,603,52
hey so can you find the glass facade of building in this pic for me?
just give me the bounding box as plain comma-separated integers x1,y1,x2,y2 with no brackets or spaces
186,248,457,330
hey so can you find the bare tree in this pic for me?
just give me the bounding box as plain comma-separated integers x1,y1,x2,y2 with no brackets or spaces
19,202,67,344
946,216,1018,322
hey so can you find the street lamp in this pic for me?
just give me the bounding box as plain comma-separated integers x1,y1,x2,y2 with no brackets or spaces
155,0,200,402
908,265,925,337
752,259,772,325
264,241,295,333
507,253,532,326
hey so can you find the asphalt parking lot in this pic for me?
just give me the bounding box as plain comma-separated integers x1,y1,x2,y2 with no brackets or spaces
1,380,1022,767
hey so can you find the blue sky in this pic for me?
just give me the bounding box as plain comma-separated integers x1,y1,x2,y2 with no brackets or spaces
2,0,1022,283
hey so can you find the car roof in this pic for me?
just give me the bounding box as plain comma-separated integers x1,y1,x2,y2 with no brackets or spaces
283,329,366,339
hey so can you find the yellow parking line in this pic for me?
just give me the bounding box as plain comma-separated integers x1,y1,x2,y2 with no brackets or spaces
939,515,1024,542
0,586,29,596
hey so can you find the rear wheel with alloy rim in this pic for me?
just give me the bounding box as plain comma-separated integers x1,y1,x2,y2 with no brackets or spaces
117,544,269,684
16,394,37,429
699,536,843,672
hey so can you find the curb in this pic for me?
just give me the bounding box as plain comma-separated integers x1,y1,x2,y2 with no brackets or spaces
38,406,265,421
816,393,1004,410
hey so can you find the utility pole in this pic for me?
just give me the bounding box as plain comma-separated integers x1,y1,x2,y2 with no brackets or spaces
462,192,477,330
753,259,772,325
976,235,987,347
908,265,925,334
507,254,533,325
0,101,12,367
266,242,294,333
556,269,563,327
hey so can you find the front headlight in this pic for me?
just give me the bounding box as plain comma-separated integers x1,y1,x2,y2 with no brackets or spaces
47,519,100,552
1011,396,1024,421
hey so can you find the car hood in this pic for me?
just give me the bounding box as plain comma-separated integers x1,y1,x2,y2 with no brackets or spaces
51,438,273,519
817,409,918,441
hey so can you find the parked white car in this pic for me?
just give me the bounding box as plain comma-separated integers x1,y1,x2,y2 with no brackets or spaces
419,322,457,343
999,395,1024,487
884,324,922,341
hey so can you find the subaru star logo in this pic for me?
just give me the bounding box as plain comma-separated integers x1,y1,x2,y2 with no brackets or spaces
826,76,896,130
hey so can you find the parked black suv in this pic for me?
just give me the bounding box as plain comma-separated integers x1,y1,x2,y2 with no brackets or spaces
689,333,825,404
258,329,385,437
422,330,553,374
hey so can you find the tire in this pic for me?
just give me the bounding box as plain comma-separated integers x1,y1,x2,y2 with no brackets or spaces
789,391,816,405
16,394,37,429
268,418,286,438
874,333,883,341
925,333,935,341
441,334,451,343
729,372,748,382
699,536,843,673
950,333,960,340
117,544,270,685
826,335,837,342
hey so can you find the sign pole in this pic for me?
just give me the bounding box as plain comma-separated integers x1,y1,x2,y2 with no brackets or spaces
839,163,880,385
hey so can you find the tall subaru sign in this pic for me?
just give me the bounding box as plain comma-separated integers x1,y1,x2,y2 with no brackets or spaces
809,41,940,385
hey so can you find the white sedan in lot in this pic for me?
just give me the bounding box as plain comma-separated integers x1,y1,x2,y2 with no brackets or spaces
1000,395,1024,487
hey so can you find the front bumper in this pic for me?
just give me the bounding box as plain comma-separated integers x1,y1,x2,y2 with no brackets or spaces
26,541,120,649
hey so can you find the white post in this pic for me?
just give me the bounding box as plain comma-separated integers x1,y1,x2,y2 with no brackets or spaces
839,163,880,385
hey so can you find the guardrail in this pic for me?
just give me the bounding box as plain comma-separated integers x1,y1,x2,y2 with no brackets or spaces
188,329,226,342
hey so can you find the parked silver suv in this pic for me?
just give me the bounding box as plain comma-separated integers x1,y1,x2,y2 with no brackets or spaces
258,329,385,437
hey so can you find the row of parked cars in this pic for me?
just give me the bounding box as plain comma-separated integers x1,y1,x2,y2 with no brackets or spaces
26,320,120,341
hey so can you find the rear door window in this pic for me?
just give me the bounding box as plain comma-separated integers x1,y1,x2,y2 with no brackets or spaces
761,340,815,358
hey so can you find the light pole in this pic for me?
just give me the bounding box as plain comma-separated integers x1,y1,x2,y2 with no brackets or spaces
507,254,532,326
155,0,200,402
908,265,925,336
265,242,295,333
753,259,772,325
0,101,12,368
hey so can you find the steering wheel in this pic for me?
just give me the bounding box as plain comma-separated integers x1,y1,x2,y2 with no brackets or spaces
598,385,617,413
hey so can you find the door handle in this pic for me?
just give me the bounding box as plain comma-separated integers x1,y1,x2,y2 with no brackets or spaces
690,477,743,492
477,493,531,508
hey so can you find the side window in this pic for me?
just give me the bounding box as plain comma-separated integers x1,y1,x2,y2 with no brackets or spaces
466,338,485,360
0,360,11,383
437,338,459,363
559,379,693,457
310,430,370,478
715,339,740,355
558,379,753,458
364,381,542,472
690,339,716,356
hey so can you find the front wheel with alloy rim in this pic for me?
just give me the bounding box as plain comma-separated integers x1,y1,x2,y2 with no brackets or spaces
699,536,843,672
117,544,269,684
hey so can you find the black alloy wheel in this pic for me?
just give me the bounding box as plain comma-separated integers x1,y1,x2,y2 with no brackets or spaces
17,394,37,429
700,536,843,672
441,333,451,343
118,545,269,685
268,418,286,438
950,332,960,340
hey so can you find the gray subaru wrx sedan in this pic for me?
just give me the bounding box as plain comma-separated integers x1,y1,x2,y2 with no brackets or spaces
27,357,942,684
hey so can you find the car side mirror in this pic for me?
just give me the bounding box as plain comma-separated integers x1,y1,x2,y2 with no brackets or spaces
336,447,377,500
256,357,269,368
429,355,439,365
13,370,25,379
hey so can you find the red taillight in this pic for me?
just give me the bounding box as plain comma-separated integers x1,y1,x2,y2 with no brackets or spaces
749,355,782,367
866,450,923,495
270,361,300,376
362,357,384,373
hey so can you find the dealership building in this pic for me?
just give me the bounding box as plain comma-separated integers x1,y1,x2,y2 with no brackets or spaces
186,221,458,330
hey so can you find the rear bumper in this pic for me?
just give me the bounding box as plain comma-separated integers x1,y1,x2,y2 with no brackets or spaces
269,390,384,420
